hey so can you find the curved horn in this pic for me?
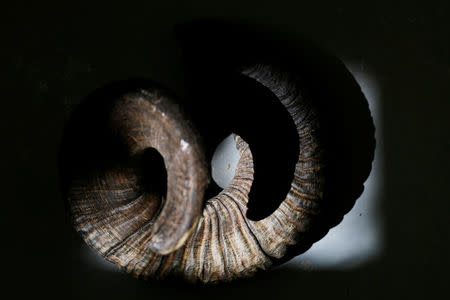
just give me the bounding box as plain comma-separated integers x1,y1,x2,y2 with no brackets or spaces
163,64,324,282
62,64,325,283
66,88,209,256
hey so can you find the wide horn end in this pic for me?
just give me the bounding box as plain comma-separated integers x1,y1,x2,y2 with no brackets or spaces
62,82,209,261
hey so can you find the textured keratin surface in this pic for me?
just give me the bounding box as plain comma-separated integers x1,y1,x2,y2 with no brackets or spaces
67,64,324,283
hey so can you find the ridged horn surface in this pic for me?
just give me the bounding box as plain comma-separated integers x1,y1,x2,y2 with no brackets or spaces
68,89,209,256
65,64,324,283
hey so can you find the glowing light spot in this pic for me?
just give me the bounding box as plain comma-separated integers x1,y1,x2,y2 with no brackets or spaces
211,134,240,189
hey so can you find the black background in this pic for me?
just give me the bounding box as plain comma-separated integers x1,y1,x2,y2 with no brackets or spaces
3,1,450,299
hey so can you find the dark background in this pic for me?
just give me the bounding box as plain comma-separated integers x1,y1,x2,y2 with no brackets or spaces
3,1,450,299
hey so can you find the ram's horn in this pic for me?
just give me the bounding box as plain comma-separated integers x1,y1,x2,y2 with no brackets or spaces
61,64,327,283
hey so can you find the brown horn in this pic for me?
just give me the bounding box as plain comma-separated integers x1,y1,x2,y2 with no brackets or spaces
62,64,326,283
